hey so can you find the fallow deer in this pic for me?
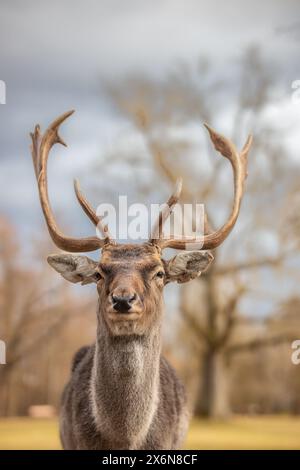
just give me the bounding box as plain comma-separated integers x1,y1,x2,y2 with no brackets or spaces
30,111,252,450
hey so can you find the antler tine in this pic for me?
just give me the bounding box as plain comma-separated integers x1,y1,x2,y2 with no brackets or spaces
159,125,252,250
74,178,114,243
150,178,182,245
30,125,42,179
30,111,104,252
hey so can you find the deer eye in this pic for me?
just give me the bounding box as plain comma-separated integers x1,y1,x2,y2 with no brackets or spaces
94,272,103,282
155,270,165,279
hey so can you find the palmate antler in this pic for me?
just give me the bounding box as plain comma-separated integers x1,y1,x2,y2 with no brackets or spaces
30,111,251,253
153,125,253,250
30,110,112,252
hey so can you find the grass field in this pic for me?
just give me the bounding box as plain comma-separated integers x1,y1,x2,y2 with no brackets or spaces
0,415,299,450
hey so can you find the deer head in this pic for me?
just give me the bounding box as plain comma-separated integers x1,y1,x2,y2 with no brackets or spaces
30,111,252,336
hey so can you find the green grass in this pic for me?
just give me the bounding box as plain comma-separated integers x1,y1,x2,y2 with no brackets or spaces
0,415,299,450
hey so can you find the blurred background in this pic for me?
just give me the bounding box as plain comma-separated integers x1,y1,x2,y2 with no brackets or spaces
1,0,300,449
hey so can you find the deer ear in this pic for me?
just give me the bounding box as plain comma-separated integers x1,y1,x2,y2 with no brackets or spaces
165,251,214,284
47,254,99,285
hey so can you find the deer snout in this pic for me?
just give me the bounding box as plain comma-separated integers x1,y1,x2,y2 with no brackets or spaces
111,291,137,313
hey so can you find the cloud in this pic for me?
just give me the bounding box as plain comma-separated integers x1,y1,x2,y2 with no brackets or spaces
1,0,299,238
1,0,299,84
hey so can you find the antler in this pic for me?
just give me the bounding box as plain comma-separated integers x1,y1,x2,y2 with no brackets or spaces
73,178,113,243
30,111,111,252
151,125,252,250
31,112,250,253
150,177,182,243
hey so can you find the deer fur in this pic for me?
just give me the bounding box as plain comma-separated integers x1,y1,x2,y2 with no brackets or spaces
49,244,213,450
30,111,250,450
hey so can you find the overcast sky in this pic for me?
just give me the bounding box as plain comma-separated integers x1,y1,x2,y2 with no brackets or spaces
0,0,299,238
0,0,300,319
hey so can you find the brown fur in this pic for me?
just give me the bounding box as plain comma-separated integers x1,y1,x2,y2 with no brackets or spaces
32,111,244,450
51,244,213,450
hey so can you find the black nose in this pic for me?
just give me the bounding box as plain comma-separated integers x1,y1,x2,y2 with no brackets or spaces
112,294,137,313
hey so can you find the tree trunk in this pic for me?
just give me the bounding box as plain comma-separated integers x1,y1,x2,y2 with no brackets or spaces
195,348,231,419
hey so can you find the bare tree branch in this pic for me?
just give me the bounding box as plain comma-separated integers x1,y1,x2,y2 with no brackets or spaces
225,334,295,357
216,287,245,348
180,304,210,345
2,305,92,376
215,256,285,276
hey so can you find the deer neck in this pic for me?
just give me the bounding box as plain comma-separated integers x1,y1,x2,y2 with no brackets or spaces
90,304,162,448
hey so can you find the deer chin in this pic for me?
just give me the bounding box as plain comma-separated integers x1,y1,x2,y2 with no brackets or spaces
104,310,146,336
107,318,145,336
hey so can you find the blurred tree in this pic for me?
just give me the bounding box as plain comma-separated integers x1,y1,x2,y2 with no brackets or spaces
230,297,300,414
0,217,96,416
96,46,300,418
